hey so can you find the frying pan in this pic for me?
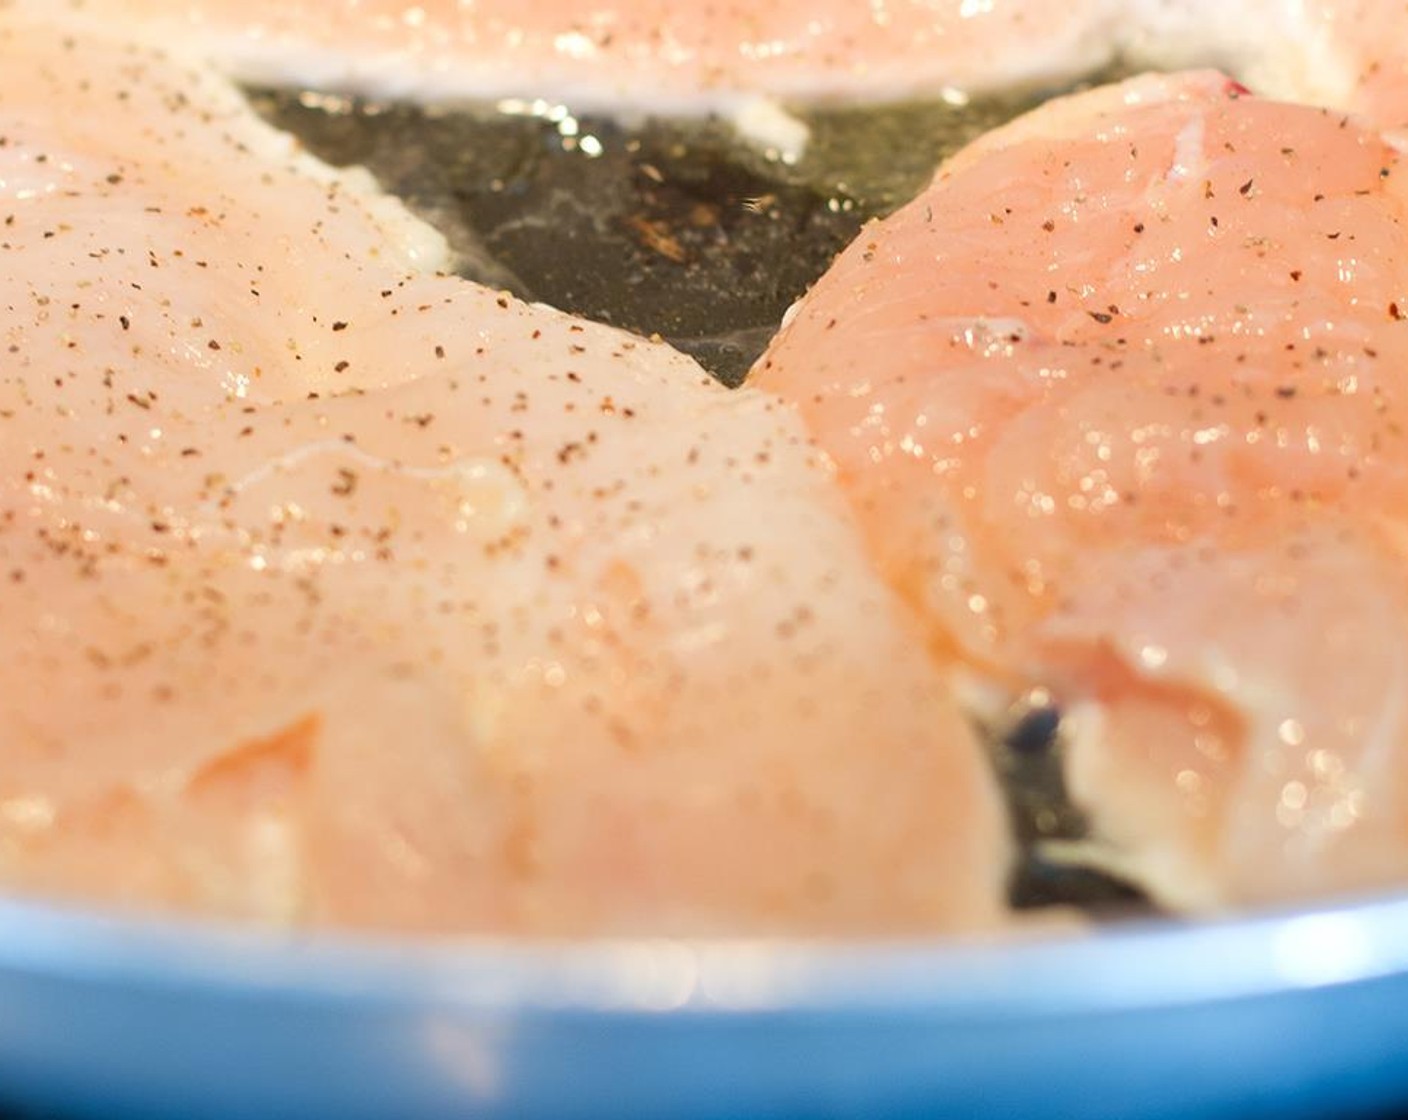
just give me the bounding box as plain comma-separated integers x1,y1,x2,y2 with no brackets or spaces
5,79,1403,1120
1,891,1407,1119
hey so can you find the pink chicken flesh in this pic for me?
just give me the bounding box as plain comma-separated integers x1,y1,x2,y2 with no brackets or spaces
754,71,1408,910
0,0,1121,113
5,0,1408,133
0,23,1011,935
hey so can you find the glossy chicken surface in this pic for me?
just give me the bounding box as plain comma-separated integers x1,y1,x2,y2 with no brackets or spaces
0,23,1011,935
755,72,1408,909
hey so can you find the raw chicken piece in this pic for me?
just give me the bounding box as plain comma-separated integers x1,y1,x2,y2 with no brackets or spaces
0,0,1123,116
1125,0,1408,131
5,0,1408,130
0,23,1010,936
754,71,1408,910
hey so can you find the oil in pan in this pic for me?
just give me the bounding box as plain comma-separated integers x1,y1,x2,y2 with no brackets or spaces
248,89,1039,384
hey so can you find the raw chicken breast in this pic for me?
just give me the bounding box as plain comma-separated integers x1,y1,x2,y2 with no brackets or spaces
1,0,1122,114
6,0,1408,130
754,71,1408,910
0,23,1010,935
1126,0,1408,131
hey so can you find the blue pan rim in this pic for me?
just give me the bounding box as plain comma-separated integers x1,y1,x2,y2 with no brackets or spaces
0,888,1403,1021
